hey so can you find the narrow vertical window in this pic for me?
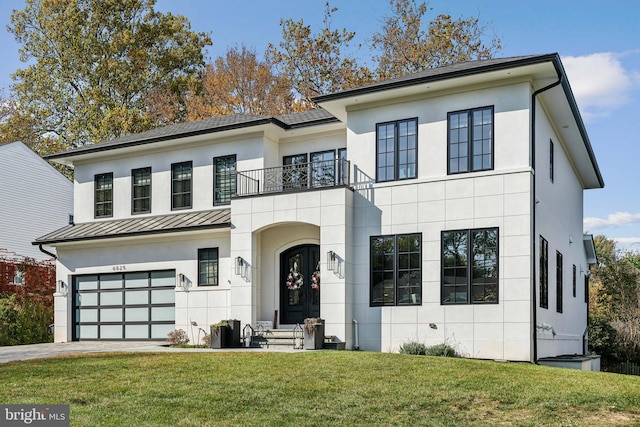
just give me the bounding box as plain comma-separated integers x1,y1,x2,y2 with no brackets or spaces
539,236,548,309
572,264,577,298
171,161,192,210
584,275,589,304
550,139,555,182
376,118,417,182
448,106,493,174
95,172,113,218
337,148,347,185
556,251,563,313
132,167,151,214
214,155,236,205
198,248,218,286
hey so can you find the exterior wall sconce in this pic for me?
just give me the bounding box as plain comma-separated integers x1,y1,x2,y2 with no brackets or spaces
327,251,337,272
56,280,68,296
235,257,244,276
178,273,189,291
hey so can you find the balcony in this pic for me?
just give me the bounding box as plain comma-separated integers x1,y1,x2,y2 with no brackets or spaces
235,158,350,198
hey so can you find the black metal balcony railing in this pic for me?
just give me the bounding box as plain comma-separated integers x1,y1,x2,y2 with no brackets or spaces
235,158,350,197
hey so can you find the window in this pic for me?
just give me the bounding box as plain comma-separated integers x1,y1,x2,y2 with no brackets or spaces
584,275,589,304
572,264,577,298
549,139,555,182
310,150,336,188
370,233,421,306
214,155,236,205
132,167,151,214
539,236,549,309
283,153,308,190
442,228,498,304
171,162,192,210
95,173,113,218
338,148,347,185
198,248,218,286
11,270,23,286
448,106,493,174
556,251,563,313
376,118,417,182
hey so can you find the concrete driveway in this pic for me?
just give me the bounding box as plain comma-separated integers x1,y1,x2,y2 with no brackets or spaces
0,341,172,363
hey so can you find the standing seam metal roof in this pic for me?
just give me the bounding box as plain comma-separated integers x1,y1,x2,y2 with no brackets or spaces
33,209,231,245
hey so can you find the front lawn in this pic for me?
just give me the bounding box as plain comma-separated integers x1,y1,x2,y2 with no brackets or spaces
1,351,639,426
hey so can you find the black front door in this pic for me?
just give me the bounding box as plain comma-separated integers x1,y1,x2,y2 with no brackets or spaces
280,244,320,325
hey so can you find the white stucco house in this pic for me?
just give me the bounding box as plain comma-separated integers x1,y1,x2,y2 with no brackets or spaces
35,53,602,363
0,141,73,262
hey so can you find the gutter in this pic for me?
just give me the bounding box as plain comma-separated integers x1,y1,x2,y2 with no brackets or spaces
38,244,57,260
530,66,563,364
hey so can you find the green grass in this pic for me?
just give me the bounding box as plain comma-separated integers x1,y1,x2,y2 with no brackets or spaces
1,351,639,426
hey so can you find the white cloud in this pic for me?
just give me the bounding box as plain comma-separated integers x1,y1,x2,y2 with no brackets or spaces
562,52,639,122
613,237,640,246
584,211,640,231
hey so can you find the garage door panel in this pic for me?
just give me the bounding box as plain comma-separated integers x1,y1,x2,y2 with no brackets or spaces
73,270,175,341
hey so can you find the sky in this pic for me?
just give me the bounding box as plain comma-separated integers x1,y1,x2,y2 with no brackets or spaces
0,0,639,248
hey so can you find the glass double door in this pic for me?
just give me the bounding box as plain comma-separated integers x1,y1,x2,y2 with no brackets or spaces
280,244,320,325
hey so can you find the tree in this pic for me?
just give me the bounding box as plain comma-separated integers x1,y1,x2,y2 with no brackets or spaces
6,0,211,151
589,235,640,365
268,2,373,107
371,0,502,80
184,45,297,120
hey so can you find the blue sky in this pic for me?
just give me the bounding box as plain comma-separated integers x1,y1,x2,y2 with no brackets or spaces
1,0,639,247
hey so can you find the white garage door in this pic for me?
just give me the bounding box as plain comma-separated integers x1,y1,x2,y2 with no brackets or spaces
73,270,175,340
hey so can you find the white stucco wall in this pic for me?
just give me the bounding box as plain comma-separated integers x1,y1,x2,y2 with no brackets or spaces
534,100,589,358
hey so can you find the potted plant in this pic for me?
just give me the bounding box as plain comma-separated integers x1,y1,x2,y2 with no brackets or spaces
303,317,325,350
210,320,230,349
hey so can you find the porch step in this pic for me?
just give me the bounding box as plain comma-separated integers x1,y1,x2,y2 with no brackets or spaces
248,329,344,350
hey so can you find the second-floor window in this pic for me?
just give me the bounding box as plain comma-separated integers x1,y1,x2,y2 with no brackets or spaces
214,155,236,205
550,139,555,182
132,167,151,214
95,172,113,218
172,161,192,210
376,118,417,182
448,106,494,174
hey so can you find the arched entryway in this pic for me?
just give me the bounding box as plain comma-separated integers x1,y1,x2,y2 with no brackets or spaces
280,244,320,325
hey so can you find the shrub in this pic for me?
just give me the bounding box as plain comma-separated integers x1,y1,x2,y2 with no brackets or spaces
202,333,211,347
166,329,189,346
399,341,427,355
425,343,457,357
0,294,53,346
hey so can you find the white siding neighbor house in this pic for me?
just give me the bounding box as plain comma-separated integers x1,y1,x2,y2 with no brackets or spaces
0,141,73,261
35,54,602,364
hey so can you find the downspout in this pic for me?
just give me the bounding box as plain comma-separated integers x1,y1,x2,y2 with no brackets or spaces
531,72,562,364
38,244,57,260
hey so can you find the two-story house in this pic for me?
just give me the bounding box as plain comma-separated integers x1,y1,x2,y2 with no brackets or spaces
35,53,602,363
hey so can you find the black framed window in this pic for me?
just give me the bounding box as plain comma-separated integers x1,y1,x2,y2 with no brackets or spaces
584,275,589,304
95,172,113,218
376,118,417,182
132,167,151,214
572,264,576,298
283,153,308,190
550,139,555,182
442,228,498,304
556,251,563,313
448,106,493,174
171,161,192,210
539,236,549,309
310,150,336,188
214,155,236,205
198,248,218,286
370,233,421,306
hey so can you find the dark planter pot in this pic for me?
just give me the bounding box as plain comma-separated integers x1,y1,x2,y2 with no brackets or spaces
227,319,241,348
210,325,230,349
303,318,325,350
